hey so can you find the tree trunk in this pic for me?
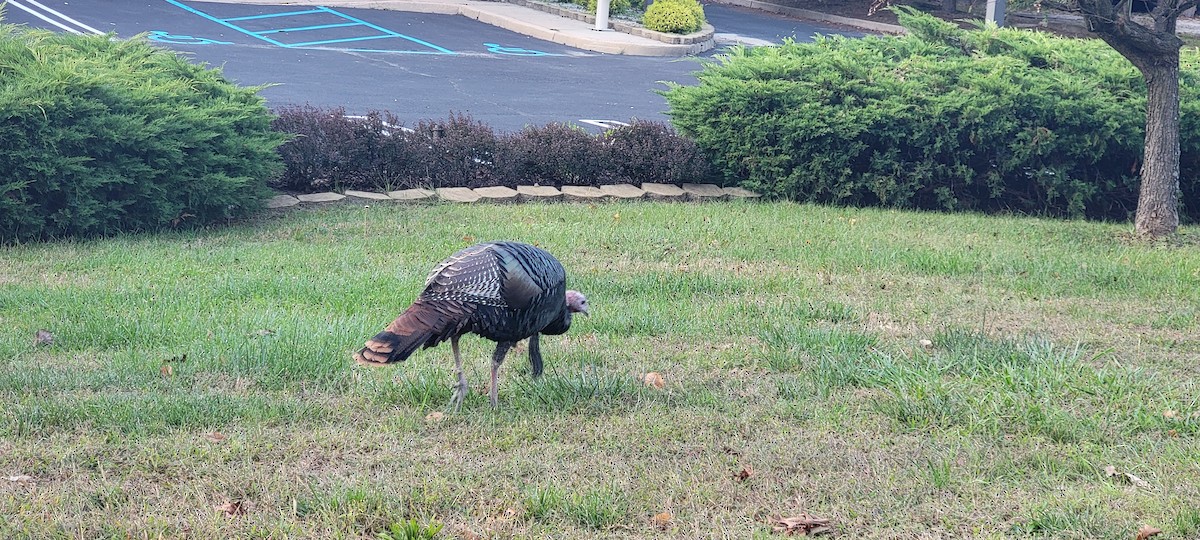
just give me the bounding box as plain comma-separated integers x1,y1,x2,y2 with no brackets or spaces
1136,60,1182,238
1077,0,1187,239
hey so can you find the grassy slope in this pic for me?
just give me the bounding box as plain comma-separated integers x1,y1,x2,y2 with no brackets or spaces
0,202,1197,539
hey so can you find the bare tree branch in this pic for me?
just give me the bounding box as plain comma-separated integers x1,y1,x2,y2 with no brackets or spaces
1167,0,1198,20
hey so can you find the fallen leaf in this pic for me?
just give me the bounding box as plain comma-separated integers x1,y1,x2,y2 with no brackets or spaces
453,526,481,540
1136,525,1163,540
642,372,665,390
771,514,833,536
249,329,274,338
1126,472,1152,490
734,465,753,482
160,364,174,378
919,339,934,350
215,500,247,517
425,411,445,423
1163,409,1178,419
462,234,475,243
652,511,673,530
613,213,621,222
6,475,33,484
1104,465,1152,490
34,329,54,347
204,431,227,443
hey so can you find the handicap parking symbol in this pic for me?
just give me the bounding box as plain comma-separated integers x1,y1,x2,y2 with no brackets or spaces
148,30,232,45
484,43,558,56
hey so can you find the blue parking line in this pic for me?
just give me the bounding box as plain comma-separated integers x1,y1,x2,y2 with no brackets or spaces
288,34,399,47
163,0,455,54
258,22,361,35
223,9,326,21
343,48,455,54
164,0,289,46
318,6,452,54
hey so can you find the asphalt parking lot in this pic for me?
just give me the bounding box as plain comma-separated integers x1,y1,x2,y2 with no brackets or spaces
6,0,862,131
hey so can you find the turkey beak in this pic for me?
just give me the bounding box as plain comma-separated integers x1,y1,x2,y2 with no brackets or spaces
581,306,590,317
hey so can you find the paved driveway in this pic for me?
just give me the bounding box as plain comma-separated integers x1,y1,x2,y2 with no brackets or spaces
7,0,866,131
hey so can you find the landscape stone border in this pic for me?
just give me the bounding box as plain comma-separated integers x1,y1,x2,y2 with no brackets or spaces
265,183,760,208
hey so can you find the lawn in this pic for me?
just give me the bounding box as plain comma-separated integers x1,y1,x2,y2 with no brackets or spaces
1,201,1197,539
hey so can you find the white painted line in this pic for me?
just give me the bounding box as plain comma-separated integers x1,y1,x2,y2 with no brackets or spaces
23,0,105,34
8,0,103,34
8,0,84,34
579,119,631,130
344,115,413,136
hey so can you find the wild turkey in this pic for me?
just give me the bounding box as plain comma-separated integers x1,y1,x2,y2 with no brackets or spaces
354,241,589,409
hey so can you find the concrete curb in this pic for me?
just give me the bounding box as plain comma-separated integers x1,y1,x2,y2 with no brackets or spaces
269,183,761,207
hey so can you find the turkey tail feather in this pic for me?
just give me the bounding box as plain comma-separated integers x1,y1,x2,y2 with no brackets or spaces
354,302,462,366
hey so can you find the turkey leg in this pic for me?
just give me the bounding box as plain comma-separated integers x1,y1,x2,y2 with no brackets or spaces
490,341,514,408
528,333,544,377
450,336,468,412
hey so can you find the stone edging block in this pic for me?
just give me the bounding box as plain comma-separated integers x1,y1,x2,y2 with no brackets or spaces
561,185,607,202
436,187,481,203
682,183,728,201
344,190,392,201
297,192,346,203
600,184,645,199
517,185,562,202
641,183,687,200
475,186,520,203
388,188,437,202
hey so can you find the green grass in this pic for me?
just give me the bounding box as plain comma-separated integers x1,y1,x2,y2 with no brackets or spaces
1,202,1198,539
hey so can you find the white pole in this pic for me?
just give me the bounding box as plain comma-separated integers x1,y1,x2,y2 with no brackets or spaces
595,0,611,31
986,0,1007,26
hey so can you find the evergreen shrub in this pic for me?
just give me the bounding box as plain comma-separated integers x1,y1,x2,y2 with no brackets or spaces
0,25,285,242
663,8,1200,221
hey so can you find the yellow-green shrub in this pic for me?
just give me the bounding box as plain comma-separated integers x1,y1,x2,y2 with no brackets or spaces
586,0,635,15
642,0,705,34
